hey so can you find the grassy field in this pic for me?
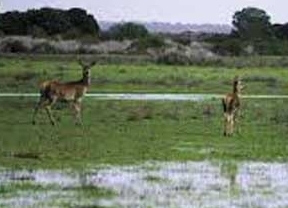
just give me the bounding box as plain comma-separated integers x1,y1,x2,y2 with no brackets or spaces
0,96,288,169
1,56,288,207
1,57,288,94
0,57,288,169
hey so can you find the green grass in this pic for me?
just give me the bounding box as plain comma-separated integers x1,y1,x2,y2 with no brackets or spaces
0,182,55,195
1,57,288,94
0,97,287,169
2,56,287,208
0,57,288,169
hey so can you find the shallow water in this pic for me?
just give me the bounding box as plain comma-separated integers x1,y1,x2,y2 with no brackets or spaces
0,93,218,101
1,93,288,100
1,161,288,208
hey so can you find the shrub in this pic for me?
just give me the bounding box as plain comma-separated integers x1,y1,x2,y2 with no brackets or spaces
107,22,149,40
31,41,57,53
156,42,218,65
157,48,192,65
0,38,30,53
132,35,165,52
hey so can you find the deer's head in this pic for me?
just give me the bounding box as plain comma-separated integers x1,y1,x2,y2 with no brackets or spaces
78,59,96,85
233,76,244,93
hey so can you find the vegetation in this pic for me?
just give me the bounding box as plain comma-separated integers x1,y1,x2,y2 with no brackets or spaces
0,97,288,169
1,6,288,58
132,35,166,52
0,7,99,38
103,22,149,40
1,6,288,208
1,57,288,94
205,7,288,56
232,7,274,41
0,57,286,169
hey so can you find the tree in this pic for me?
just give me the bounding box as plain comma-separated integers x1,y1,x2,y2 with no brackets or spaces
0,11,28,35
0,8,100,38
232,7,274,40
67,8,99,36
273,23,288,40
108,22,149,40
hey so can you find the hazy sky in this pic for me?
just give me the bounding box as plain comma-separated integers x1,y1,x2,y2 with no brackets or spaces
1,0,288,24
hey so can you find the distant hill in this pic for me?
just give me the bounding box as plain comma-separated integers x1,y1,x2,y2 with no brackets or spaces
99,21,232,34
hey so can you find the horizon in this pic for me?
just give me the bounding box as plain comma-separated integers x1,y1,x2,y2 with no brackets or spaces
1,0,288,25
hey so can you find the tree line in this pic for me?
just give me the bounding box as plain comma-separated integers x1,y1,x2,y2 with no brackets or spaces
0,7,99,38
207,7,288,55
1,7,288,55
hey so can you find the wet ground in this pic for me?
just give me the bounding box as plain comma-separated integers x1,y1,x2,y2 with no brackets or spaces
1,93,288,100
1,161,288,208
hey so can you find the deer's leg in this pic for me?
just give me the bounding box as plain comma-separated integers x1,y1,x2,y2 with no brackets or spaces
234,110,241,135
224,113,233,136
223,113,229,136
45,105,56,125
72,101,82,125
229,114,235,136
45,97,58,125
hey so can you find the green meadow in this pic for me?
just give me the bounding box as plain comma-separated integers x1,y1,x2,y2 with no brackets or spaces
0,57,288,169
1,57,288,94
1,56,288,207
0,93,287,169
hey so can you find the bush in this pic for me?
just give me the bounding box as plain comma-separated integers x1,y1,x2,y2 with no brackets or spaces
132,35,165,52
0,38,30,53
28,25,47,38
253,40,288,55
107,22,149,40
206,33,288,56
31,41,57,54
157,48,192,65
156,42,218,65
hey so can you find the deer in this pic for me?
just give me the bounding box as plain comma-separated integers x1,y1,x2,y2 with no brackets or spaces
222,76,244,136
32,59,96,126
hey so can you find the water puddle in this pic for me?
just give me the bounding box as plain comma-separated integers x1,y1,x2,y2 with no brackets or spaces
0,93,218,101
1,161,288,208
2,93,288,100
89,93,219,101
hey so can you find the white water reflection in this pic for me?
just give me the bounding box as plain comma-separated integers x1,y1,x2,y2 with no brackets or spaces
89,93,219,101
1,161,288,208
2,93,288,100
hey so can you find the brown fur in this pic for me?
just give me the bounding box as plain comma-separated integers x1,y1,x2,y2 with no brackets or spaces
32,60,95,125
222,76,244,136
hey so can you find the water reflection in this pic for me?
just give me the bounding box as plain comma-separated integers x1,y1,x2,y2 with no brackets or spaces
1,161,288,208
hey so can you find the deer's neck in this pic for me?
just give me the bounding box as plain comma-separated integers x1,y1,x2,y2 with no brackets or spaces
82,72,91,86
233,85,239,95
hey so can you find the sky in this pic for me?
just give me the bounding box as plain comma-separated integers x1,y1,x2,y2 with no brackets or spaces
1,0,288,25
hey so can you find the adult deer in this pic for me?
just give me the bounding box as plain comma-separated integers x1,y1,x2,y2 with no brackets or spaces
222,76,244,136
32,60,95,125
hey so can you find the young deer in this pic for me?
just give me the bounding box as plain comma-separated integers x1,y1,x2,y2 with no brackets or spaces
222,76,244,136
32,60,95,125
